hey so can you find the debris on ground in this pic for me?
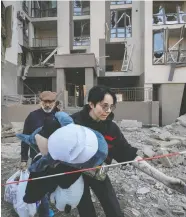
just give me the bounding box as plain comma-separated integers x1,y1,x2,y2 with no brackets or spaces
1,115,186,217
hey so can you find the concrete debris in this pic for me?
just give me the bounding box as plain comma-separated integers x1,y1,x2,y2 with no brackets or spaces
156,149,173,167
143,146,155,157
137,187,150,195
1,115,186,217
123,207,141,217
176,114,186,127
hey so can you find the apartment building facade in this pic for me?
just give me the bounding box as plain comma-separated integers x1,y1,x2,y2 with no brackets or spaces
2,0,186,124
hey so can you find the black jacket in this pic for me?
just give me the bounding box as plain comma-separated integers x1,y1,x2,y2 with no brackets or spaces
71,105,138,164
21,108,56,162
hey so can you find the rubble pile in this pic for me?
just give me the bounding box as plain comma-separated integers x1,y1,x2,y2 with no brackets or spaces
1,115,186,217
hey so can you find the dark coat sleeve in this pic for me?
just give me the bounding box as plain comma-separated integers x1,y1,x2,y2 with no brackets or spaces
21,113,33,162
112,123,138,163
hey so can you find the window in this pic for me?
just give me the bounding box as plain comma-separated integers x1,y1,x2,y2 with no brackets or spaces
74,20,90,46
31,1,57,18
73,0,90,16
153,27,186,65
153,1,186,25
111,9,132,38
111,1,132,5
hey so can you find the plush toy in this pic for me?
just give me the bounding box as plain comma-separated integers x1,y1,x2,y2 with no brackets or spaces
16,112,108,213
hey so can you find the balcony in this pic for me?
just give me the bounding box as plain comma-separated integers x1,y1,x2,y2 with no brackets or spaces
111,1,132,5
32,8,57,18
32,38,57,48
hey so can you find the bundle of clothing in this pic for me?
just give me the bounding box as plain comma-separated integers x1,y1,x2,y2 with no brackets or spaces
16,112,108,213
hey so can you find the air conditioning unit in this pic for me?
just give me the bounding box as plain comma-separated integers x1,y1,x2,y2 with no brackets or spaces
17,11,25,21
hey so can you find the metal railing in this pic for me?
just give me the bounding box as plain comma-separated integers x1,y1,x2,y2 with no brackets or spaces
3,95,40,105
32,8,57,18
111,27,132,38
153,50,186,65
73,9,90,16
111,87,153,101
73,36,90,46
32,38,57,47
153,12,186,25
111,1,132,5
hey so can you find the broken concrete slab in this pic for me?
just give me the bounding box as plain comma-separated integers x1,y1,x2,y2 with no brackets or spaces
137,187,150,195
156,149,173,167
158,131,173,141
123,207,141,217
161,139,182,147
169,136,186,146
143,146,156,158
145,138,162,146
176,114,186,127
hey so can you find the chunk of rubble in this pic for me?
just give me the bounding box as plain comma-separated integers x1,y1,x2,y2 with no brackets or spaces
145,138,162,146
123,207,141,217
176,114,186,127
156,149,173,167
136,187,150,195
120,120,142,129
143,146,155,158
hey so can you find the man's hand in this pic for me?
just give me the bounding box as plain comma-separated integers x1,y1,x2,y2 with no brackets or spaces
20,162,27,171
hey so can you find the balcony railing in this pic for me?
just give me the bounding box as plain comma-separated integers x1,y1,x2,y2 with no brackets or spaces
32,38,57,48
111,27,132,38
32,8,57,18
153,50,186,65
3,95,40,105
111,87,153,101
73,36,90,46
153,12,186,25
111,1,132,5
73,8,90,16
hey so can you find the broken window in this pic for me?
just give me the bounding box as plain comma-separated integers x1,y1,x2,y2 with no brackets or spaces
31,1,57,18
111,9,132,38
74,20,90,46
73,0,90,16
111,1,132,5
153,26,186,65
153,30,165,64
153,1,186,25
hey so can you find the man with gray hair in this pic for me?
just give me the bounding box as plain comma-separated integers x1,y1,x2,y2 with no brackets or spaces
20,91,58,217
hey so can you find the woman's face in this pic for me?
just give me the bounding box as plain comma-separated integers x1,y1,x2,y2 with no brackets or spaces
89,94,116,121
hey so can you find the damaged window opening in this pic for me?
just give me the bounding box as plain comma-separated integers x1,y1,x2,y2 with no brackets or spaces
153,27,186,65
74,20,90,46
73,0,90,16
22,1,29,14
31,1,57,18
111,1,132,5
111,9,132,38
153,1,186,25
153,30,165,64
32,51,55,65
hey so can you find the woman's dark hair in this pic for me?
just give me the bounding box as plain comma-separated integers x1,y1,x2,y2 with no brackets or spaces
88,85,117,106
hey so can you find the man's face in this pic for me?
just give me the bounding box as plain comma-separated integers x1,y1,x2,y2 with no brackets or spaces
41,100,55,113
89,94,116,121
